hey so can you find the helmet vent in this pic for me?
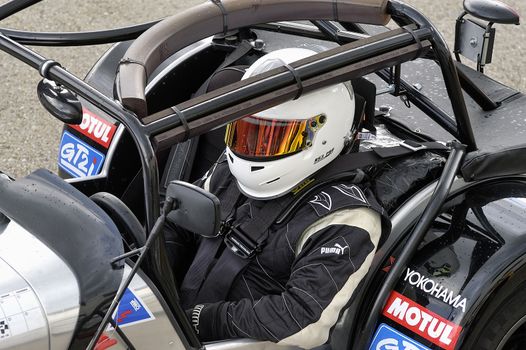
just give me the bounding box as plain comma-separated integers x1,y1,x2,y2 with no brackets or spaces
266,177,280,184
251,166,264,172
228,154,234,163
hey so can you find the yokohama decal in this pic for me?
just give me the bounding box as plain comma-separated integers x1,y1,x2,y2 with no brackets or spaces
383,291,462,350
70,108,117,148
404,268,467,312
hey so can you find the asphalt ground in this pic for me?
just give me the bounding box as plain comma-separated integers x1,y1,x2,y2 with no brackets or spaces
0,0,524,178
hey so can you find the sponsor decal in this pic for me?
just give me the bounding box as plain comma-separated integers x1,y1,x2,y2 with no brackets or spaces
321,243,349,255
59,131,105,178
383,291,462,350
369,323,431,350
0,287,46,341
112,288,155,328
94,334,118,350
404,268,467,312
70,108,117,148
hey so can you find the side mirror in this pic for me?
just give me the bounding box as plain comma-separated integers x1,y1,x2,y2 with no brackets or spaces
455,0,520,73
464,0,520,25
166,181,220,238
37,79,83,124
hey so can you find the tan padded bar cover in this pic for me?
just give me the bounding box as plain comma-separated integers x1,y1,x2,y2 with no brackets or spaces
118,0,390,117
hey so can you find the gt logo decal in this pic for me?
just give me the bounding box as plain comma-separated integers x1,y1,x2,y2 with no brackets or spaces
383,291,462,350
70,108,117,148
59,131,105,178
369,323,430,350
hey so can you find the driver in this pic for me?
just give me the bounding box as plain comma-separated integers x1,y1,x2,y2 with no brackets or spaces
166,48,389,349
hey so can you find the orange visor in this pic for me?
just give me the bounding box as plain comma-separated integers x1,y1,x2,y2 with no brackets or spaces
225,114,325,159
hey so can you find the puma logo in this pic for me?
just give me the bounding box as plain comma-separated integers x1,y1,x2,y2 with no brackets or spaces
320,243,349,255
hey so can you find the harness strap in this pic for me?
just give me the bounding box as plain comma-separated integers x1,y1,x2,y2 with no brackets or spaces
224,141,448,257
224,190,297,258
194,40,253,98
277,141,448,223
180,180,242,309
183,141,448,306
160,41,252,189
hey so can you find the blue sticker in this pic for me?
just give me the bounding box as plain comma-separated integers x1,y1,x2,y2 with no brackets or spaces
113,288,154,327
58,131,105,178
369,323,431,350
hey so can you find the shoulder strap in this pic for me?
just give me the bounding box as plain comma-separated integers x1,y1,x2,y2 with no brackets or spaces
179,176,241,309
160,42,253,190
194,40,253,97
183,141,448,306
276,141,448,223
222,141,449,250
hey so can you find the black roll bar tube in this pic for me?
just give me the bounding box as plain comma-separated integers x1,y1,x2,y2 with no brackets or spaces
388,0,477,152
143,27,432,140
0,0,158,47
0,20,159,46
308,19,462,141
375,68,461,139
0,32,160,232
0,24,430,233
0,0,42,21
355,141,467,349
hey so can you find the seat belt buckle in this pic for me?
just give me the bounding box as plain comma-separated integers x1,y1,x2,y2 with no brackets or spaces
400,140,427,152
223,225,258,259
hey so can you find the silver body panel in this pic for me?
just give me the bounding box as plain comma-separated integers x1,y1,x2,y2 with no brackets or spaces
107,265,184,349
0,220,80,350
205,339,300,350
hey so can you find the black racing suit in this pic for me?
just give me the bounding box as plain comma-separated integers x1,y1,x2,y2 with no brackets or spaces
166,158,388,349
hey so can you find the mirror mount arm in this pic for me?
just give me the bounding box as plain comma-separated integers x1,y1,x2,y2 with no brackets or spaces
87,193,197,350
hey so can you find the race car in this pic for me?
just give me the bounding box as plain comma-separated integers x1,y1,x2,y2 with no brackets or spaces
0,0,525,349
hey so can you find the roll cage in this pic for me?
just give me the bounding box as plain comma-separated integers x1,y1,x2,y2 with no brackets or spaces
0,0,479,227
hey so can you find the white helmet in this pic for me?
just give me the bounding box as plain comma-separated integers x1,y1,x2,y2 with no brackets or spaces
224,48,355,199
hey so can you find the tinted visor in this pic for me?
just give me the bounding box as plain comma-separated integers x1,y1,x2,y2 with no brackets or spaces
225,114,325,159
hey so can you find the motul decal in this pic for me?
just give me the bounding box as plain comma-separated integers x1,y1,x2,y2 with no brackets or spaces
404,268,467,312
70,109,117,148
383,291,462,350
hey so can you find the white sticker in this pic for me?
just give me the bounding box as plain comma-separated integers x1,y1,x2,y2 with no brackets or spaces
0,288,46,341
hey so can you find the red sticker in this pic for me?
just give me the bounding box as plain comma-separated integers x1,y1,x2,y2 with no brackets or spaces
70,109,117,148
383,291,462,350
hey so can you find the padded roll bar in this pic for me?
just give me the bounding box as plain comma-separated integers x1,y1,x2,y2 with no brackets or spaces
118,0,390,117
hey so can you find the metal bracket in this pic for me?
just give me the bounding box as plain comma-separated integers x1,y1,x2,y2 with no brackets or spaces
454,12,496,73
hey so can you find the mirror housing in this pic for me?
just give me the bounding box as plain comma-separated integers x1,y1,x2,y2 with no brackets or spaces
37,79,83,124
463,0,520,25
166,181,220,238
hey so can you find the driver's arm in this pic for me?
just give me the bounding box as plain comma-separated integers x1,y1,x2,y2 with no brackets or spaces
189,207,381,349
